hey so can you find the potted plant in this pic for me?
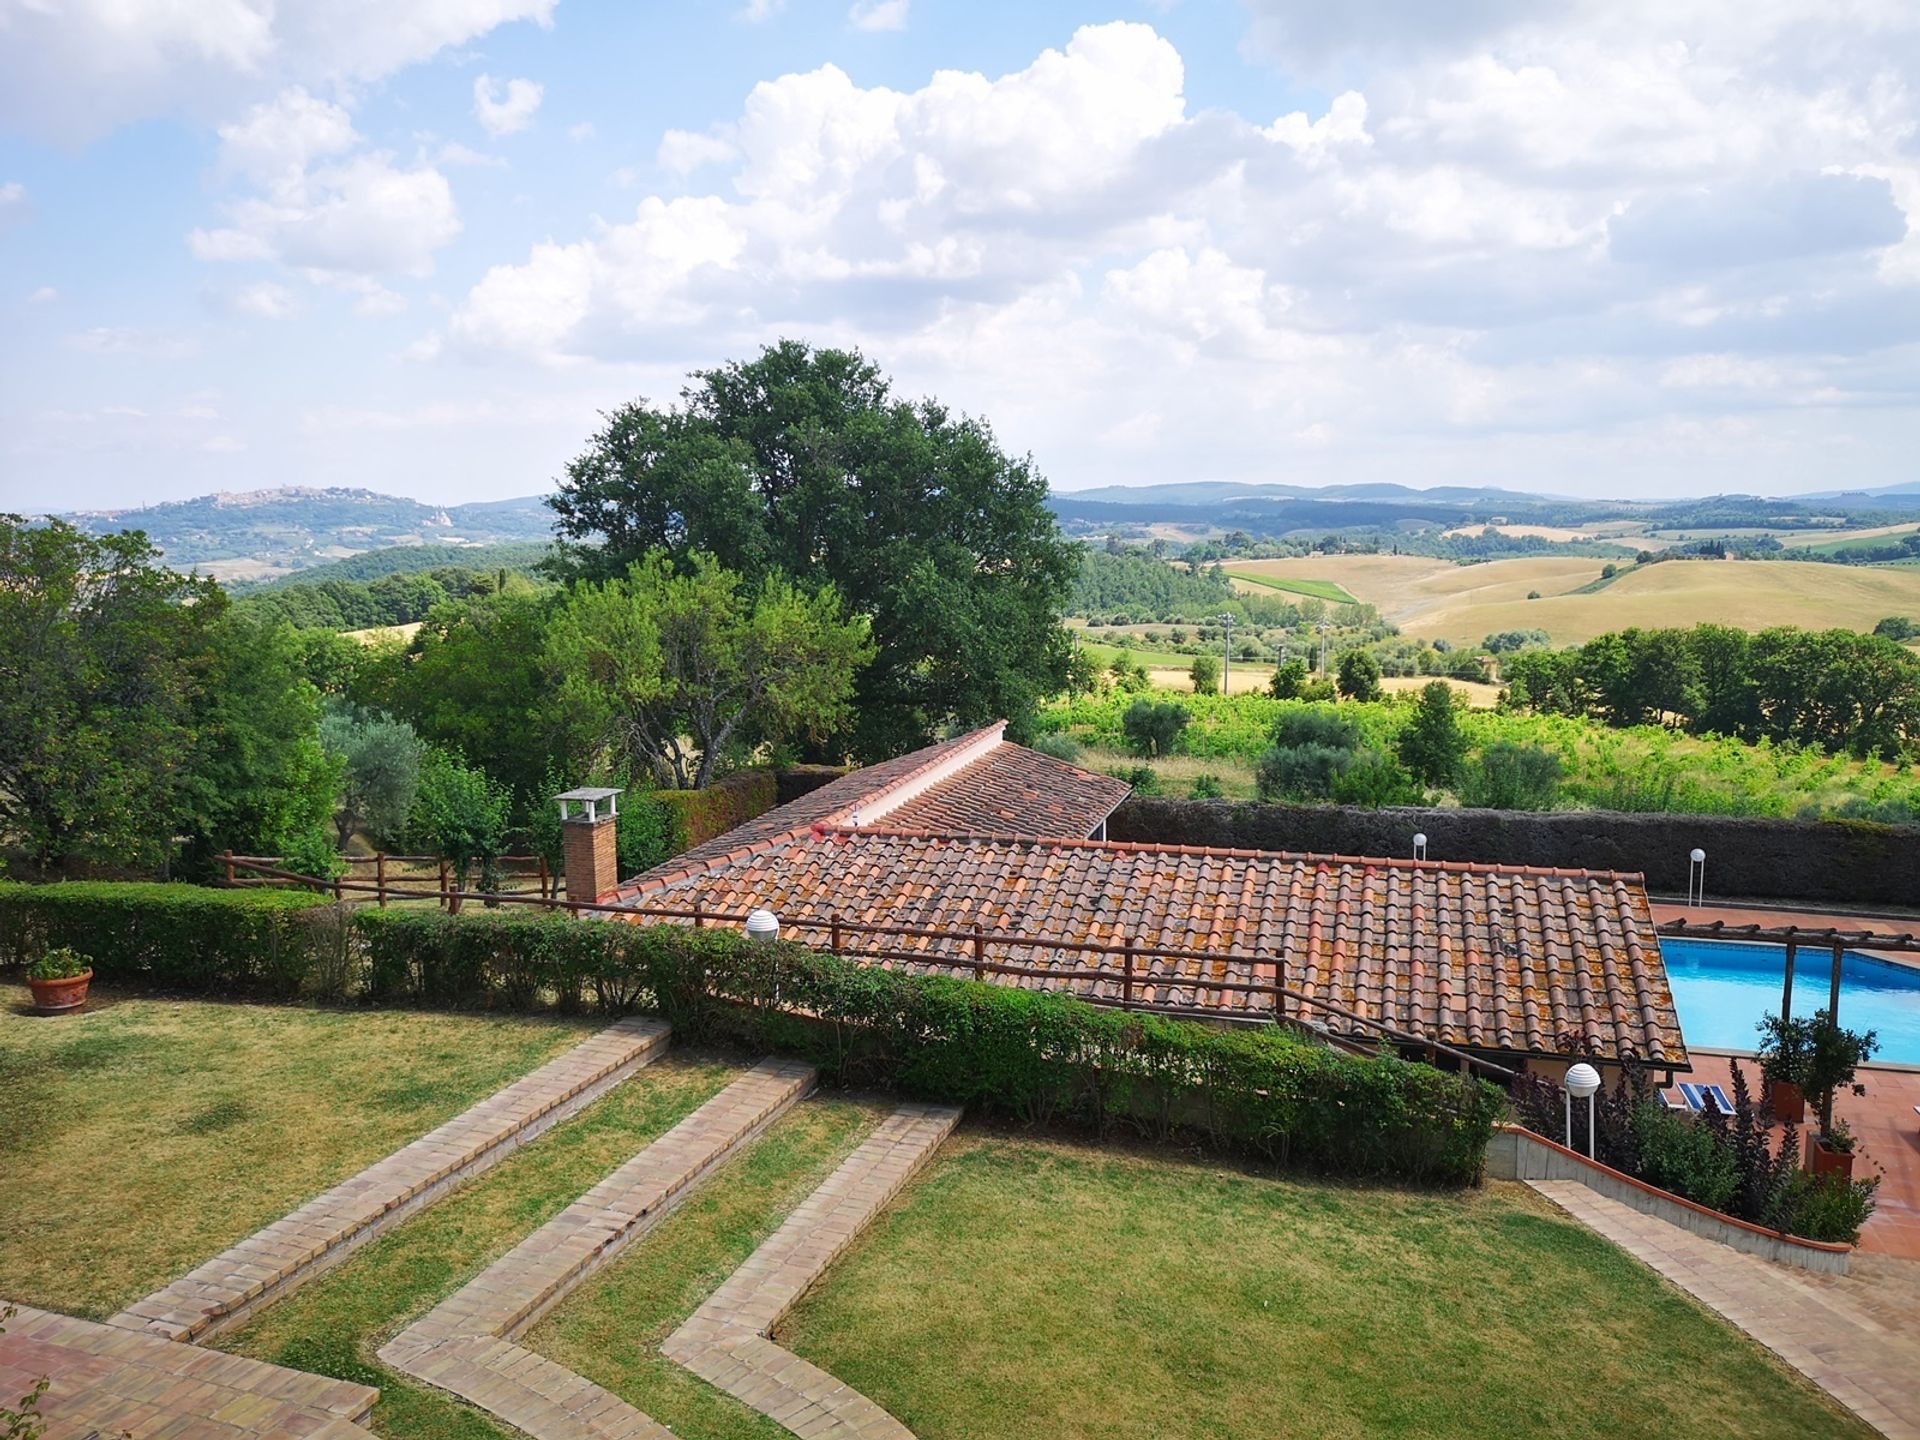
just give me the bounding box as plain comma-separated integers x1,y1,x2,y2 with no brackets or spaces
1755,1011,1815,1124
1810,1118,1858,1180
1804,1009,1878,1181
24,947,93,1015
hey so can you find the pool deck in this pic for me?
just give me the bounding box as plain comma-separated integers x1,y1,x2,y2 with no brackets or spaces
1653,899,1920,1262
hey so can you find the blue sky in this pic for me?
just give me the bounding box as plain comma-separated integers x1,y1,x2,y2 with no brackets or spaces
3,0,1919,510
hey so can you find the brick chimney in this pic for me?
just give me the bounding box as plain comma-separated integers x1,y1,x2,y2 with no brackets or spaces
554,786,623,906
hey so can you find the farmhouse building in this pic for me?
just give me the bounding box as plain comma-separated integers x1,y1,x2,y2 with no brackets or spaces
610,724,1688,1075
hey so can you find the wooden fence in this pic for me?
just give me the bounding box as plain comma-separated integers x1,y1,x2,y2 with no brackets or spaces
224,852,558,911
220,852,1514,1081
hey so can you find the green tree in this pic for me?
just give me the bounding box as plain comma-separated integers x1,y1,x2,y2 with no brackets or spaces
547,341,1078,758
409,749,512,905
319,703,427,849
1122,699,1189,758
1335,648,1383,702
178,615,342,873
1063,646,1101,700
1269,657,1309,699
1459,742,1564,811
1874,615,1918,642
1189,651,1220,695
1396,680,1468,788
383,588,558,803
0,517,220,869
545,552,873,789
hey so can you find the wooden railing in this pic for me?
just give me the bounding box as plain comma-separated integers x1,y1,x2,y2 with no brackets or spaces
221,852,1514,1081
225,852,558,908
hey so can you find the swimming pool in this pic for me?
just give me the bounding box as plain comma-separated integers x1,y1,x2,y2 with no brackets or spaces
1660,937,1920,1065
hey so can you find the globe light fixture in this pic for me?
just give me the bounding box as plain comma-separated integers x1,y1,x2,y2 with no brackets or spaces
745,908,780,942
1565,1061,1602,1156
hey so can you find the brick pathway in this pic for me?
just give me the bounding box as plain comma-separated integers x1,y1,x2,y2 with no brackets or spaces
380,1058,818,1440
110,1016,670,1343
664,1102,962,1440
1530,1179,1920,1439
0,1300,378,1439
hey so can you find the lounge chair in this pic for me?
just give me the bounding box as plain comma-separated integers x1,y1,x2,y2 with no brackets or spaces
1674,1082,1736,1115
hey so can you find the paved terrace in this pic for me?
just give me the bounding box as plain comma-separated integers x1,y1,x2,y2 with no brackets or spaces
1652,899,1920,1262
0,1302,378,1439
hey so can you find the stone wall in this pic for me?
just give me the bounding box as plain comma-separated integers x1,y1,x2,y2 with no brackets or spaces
1109,797,1920,905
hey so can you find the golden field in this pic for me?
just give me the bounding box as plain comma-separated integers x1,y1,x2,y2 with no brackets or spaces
1225,555,1920,646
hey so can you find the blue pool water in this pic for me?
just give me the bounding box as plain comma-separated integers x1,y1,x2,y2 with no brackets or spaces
1661,938,1920,1064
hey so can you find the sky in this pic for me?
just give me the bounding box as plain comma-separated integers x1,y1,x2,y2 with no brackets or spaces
3,1,1920,511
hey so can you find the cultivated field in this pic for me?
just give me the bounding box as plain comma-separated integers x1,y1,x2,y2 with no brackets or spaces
1226,555,1920,646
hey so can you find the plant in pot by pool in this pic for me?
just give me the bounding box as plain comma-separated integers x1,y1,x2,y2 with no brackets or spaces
24,947,93,1014
1755,1011,1815,1124
1804,1010,1878,1182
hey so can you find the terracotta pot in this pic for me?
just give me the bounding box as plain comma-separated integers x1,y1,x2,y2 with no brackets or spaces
1767,1079,1805,1125
25,968,92,1015
1808,1133,1855,1181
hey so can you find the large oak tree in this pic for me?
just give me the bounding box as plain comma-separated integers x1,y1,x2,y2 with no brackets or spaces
547,341,1077,759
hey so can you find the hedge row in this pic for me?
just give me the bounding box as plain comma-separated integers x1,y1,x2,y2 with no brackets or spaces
653,769,780,854
0,883,1501,1185
0,881,342,996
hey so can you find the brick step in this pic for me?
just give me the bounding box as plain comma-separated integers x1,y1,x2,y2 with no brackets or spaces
0,1301,380,1436
380,1058,818,1440
664,1101,962,1440
109,1016,670,1343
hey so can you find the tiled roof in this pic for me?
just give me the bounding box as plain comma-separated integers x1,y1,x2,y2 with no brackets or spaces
884,744,1130,837
617,826,1685,1066
611,723,1128,898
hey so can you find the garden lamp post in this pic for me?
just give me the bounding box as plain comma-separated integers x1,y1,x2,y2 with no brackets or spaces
745,908,779,942
1688,848,1706,907
1413,832,1428,861
1565,1062,1602,1157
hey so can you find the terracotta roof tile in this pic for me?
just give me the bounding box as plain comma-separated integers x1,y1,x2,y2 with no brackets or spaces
883,744,1129,837
616,826,1685,1066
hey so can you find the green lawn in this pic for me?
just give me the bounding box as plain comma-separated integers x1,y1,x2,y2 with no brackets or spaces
0,984,597,1318
1223,570,1362,605
787,1133,1872,1440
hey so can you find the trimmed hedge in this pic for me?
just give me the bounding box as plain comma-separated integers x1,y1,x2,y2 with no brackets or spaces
0,881,341,997
1111,796,1920,904
355,909,1502,1185
0,881,1503,1185
653,769,781,854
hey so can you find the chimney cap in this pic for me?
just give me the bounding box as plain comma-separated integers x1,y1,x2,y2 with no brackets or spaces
555,785,624,823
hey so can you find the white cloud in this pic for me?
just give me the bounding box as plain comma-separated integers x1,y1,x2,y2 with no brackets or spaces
0,181,25,224
193,150,460,277
657,129,739,175
473,74,543,137
233,281,299,319
436,140,508,168
567,121,597,142
67,328,199,359
426,12,1920,496
27,285,57,304
191,85,461,283
849,0,909,32
738,0,786,22
0,0,559,145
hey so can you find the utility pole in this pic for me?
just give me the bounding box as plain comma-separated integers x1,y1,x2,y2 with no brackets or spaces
1217,612,1234,694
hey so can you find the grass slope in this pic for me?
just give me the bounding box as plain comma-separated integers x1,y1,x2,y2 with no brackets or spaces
788,1134,1871,1440
1222,570,1361,605
0,987,596,1318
